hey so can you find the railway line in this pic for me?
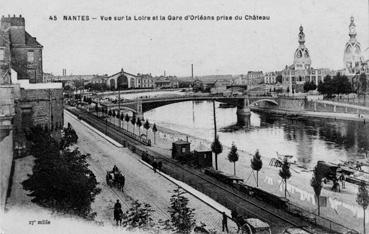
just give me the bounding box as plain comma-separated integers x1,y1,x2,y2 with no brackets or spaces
65,106,336,233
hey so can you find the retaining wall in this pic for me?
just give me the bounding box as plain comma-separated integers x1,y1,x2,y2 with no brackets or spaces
0,129,13,211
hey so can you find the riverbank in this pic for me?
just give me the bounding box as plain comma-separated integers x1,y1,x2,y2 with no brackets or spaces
251,106,369,123
97,106,364,233
140,119,365,233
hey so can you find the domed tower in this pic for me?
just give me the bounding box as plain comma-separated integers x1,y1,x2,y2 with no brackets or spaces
293,25,311,70
343,16,362,74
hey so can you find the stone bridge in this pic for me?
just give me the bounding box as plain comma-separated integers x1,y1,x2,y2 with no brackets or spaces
103,95,278,127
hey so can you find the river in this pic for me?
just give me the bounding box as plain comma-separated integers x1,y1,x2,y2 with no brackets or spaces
144,100,369,169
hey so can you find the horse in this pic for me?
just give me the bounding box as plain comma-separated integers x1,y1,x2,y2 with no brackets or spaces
115,173,125,191
106,172,114,186
114,208,123,226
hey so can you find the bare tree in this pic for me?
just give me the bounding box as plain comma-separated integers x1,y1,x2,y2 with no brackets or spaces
357,181,369,234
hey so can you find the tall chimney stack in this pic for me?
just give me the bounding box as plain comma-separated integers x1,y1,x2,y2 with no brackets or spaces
191,64,194,79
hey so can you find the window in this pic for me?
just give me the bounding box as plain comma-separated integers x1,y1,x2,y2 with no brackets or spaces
0,48,4,61
27,51,34,63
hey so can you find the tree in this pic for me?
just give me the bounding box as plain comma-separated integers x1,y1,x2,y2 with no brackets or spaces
163,187,196,234
359,73,367,94
136,118,142,135
357,181,369,234
124,114,130,131
251,149,263,187
303,81,317,92
122,200,155,231
318,73,353,97
60,123,78,149
152,123,158,144
311,165,323,215
22,126,101,220
211,135,223,170
279,158,291,198
131,116,136,134
143,120,150,136
228,143,239,175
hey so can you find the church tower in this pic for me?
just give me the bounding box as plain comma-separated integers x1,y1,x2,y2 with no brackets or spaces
293,25,311,70
343,16,363,74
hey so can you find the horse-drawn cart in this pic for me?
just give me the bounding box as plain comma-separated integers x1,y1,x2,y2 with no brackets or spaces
106,166,125,191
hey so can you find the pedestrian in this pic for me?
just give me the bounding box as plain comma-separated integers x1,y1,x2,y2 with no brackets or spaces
152,160,157,173
114,199,121,211
231,210,240,232
222,211,229,233
157,161,162,171
332,179,340,192
340,174,346,189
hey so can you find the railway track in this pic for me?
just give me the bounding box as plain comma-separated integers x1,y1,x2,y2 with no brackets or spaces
65,107,335,233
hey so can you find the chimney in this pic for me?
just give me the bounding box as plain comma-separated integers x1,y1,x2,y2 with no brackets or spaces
191,64,194,79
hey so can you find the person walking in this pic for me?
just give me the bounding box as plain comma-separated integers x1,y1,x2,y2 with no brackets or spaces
339,174,346,189
152,159,157,173
222,211,229,233
114,200,121,211
114,200,122,226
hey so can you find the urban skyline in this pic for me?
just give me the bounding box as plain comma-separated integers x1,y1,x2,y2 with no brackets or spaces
2,0,369,77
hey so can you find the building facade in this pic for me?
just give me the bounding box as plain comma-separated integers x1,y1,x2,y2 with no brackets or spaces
154,76,179,89
136,73,155,88
1,15,43,83
0,15,63,157
343,16,364,75
245,71,264,85
264,71,281,84
281,25,334,93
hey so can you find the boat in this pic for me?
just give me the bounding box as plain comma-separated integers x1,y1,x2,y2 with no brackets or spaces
219,103,235,108
276,152,297,165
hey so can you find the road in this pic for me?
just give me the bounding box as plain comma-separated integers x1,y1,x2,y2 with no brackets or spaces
64,110,238,232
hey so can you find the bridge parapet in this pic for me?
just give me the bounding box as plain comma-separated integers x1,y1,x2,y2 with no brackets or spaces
104,94,277,127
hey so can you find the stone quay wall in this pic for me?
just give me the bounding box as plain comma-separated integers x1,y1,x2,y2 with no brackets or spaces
258,96,369,116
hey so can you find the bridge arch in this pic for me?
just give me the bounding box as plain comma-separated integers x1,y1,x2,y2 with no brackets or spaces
249,99,278,106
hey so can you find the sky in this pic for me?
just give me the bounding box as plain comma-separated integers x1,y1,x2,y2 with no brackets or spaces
2,0,369,77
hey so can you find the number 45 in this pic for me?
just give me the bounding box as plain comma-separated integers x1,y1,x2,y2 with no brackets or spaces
49,15,57,21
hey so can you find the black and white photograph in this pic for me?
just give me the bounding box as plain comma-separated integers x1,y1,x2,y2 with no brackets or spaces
1,0,369,233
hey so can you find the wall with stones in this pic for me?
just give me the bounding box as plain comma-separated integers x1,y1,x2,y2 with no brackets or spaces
13,88,63,149
277,97,306,111
0,129,13,210
305,100,369,115
11,47,43,83
18,88,63,129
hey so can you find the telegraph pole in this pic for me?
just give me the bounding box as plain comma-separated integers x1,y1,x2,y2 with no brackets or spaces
213,100,217,139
